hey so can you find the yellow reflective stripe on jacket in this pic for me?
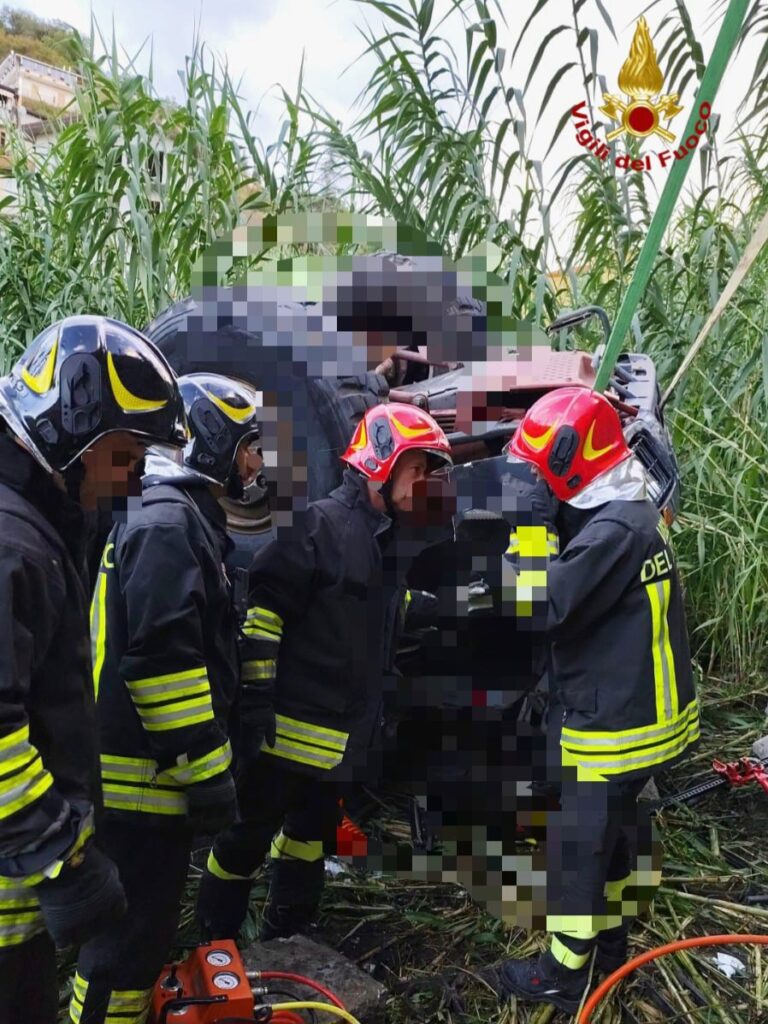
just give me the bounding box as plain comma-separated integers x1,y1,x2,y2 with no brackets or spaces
100,753,187,815
562,699,699,749
261,714,348,770
70,971,152,1024
242,605,283,640
101,783,187,816
0,878,43,948
561,713,700,776
124,667,214,732
125,667,210,700
242,659,276,682
0,727,54,821
163,741,232,786
505,525,559,618
646,578,679,722
102,747,232,806
90,569,108,700
270,830,324,863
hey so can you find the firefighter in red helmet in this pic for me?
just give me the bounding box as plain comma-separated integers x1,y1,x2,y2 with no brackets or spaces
484,386,699,1014
196,403,452,941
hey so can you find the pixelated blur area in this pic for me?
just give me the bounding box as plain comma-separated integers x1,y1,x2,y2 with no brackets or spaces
145,214,562,926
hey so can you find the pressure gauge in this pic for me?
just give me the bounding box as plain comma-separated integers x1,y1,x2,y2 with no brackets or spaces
213,971,240,990
206,949,233,967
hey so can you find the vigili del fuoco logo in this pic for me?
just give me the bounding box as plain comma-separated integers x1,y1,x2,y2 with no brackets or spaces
570,16,712,172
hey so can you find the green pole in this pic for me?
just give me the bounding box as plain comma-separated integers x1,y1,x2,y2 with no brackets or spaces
593,0,750,393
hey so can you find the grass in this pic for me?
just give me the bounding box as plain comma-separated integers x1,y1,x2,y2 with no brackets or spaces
0,2,763,1018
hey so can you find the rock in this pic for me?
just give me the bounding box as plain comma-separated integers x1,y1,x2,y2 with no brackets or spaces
638,776,659,802
242,933,387,1023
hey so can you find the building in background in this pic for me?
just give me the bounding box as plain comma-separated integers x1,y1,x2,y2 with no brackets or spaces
0,51,79,200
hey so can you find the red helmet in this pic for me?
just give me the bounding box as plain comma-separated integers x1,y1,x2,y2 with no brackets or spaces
341,402,453,483
506,386,631,500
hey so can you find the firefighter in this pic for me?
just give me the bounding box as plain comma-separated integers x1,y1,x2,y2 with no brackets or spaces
195,402,453,942
69,373,263,1024
484,386,700,1014
0,316,187,1024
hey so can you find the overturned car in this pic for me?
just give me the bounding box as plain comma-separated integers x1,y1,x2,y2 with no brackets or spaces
145,254,680,916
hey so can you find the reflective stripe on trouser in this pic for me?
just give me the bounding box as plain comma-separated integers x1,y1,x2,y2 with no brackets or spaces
70,971,151,1024
260,713,349,771
546,776,656,938
0,877,44,948
270,830,324,863
550,932,594,970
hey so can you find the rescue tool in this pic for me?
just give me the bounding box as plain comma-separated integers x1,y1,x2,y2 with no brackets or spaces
150,940,361,1023
652,736,768,810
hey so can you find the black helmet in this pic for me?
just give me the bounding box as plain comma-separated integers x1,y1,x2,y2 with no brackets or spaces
0,316,188,472
177,373,261,487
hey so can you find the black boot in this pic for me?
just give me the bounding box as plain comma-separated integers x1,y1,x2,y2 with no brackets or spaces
259,858,324,941
196,868,253,940
495,950,590,1014
595,923,629,975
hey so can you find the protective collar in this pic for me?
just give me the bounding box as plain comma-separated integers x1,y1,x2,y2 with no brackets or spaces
566,453,648,509
141,446,212,490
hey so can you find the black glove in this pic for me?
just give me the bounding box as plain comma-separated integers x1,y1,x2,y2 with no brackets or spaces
530,478,561,531
186,771,238,835
238,681,276,761
35,842,127,948
404,590,439,629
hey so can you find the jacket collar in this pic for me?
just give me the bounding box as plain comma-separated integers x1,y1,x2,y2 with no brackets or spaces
143,479,233,556
0,429,86,560
330,468,392,537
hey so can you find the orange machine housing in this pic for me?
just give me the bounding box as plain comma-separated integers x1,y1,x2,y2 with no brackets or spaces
150,940,254,1023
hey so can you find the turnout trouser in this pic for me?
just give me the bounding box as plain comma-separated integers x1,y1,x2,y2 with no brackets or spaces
71,818,192,1024
545,772,662,969
200,757,340,939
0,930,58,1024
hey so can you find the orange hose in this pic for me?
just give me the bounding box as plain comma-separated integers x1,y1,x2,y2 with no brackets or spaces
579,934,768,1023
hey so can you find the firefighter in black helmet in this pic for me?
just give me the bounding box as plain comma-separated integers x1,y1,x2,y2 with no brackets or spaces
70,373,263,1024
0,316,186,1024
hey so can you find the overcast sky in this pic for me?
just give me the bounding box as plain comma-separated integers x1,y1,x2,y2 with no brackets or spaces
21,0,756,238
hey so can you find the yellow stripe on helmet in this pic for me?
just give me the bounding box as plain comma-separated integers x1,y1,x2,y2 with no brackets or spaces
107,353,168,413
20,335,58,395
582,420,618,461
350,418,368,451
205,389,256,424
520,422,556,452
390,413,433,439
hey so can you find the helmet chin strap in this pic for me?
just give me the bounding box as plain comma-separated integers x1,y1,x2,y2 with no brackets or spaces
62,460,86,504
380,478,398,520
224,465,245,501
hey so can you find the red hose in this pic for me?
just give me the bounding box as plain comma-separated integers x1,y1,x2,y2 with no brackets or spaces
259,971,347,1010
270,1013,305,1024
579,934,768,1023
